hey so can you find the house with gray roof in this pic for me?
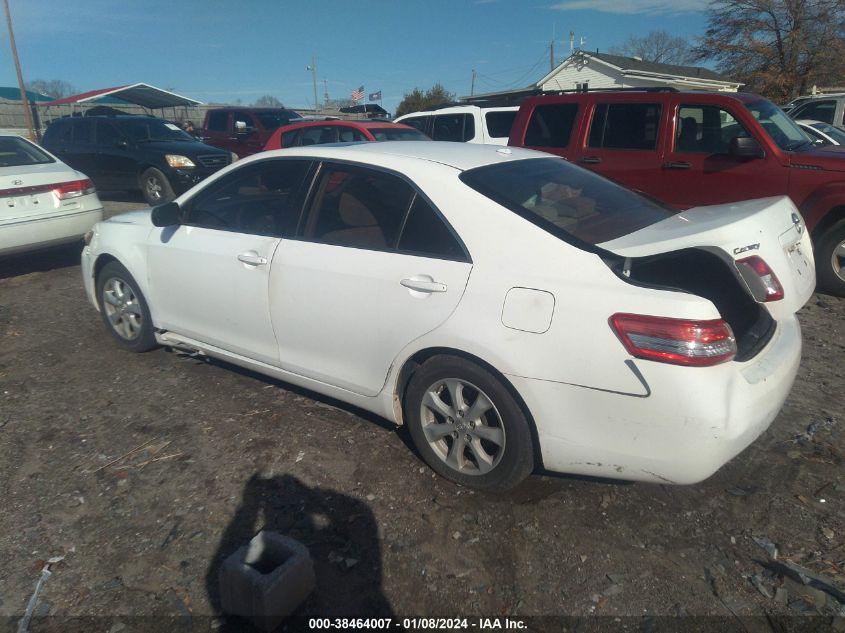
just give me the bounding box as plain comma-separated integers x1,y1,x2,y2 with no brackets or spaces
462,51,742,104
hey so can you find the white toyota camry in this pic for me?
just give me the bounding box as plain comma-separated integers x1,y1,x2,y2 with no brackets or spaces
1,134,102,257
81,142,815,490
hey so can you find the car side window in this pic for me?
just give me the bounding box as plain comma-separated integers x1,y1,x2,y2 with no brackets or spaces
184,160,311,237
791,100,836,125
72,119,95,144
303,164,414,250
338,127,367,142
524,104,579,147
234,112,256,131
281,129,300,147
485,111,517,139
299,126,337,146
96,121,124,146
397,195,465,260
401,116,430,135
207,111,228,132
675,105,751,154
433,114,474,142
588,103,661,150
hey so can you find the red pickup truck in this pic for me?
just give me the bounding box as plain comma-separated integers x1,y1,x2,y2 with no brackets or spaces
508,90,845,296
199,107,303,158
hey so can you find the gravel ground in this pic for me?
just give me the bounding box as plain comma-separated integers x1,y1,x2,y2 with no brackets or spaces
1,195,843,632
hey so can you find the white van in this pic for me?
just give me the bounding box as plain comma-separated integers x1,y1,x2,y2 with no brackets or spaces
395,104,518,145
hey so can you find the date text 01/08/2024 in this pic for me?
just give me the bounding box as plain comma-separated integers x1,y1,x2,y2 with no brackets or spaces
307,618,528,630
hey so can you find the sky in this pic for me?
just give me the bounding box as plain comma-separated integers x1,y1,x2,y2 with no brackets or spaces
1,0,711,115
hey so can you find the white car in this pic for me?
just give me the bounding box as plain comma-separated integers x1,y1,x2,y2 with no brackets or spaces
81,142,815,490
795,119,845,146
0,134,103,257
395,104,518,145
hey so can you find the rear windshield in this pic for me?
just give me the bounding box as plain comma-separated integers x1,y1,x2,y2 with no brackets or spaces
122,119,196,143
0,136,54,167
369,127,430,141
460,157,675,245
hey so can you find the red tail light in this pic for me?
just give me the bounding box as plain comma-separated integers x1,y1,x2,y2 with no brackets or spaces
610,313,737,367
736,256,784,302
52,178,96,200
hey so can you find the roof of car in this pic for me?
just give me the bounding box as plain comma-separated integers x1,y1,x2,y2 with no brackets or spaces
279,120,414,131
260,140,546,171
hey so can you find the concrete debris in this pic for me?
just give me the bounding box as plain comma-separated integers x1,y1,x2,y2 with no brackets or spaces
752,536,779,559
18,555,64,633
765,559,845,605
750,574,773,599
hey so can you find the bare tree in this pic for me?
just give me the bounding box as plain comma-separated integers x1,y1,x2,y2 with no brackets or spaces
253,95,284,107
694,0,845,101
25,78,75,99
610,30,694,65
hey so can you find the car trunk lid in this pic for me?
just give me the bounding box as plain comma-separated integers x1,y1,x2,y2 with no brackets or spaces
598,196,815,320
0,163,94,222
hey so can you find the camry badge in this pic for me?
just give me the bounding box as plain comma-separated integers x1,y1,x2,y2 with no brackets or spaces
733,243,760,255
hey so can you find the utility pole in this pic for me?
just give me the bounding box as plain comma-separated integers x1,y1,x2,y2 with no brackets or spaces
550,40,555,72
470,69,476,96
3,0,35,140
323,78,329,108
307,54,318,114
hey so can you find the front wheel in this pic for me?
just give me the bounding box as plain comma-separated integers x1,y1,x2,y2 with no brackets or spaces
815,219,845,297
140,167,175,205
96,261,158,352
405,356,535,491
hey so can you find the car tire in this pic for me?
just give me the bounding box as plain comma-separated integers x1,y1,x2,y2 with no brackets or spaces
816,219,845,297
140,167,175,206
404,355,534,491
96,261,158,352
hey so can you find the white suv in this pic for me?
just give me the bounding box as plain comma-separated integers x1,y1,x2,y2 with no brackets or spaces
395,104,518,145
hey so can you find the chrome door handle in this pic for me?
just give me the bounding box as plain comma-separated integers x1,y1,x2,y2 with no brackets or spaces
663,161,692,170
238,252,268,266
401,278,447,293
579,156,602,164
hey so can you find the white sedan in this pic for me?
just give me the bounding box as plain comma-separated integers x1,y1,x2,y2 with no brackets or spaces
0,134,102,257
81,142,815,490
795,119,845,146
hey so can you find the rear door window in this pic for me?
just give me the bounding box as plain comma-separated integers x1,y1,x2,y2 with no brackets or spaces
281,129,300,147
401,116,430,135
303,164,414,250
95,121,124,146
72,119,95,144
588,103,661,150
206,111,229,132
432,114,474,142
524,104,578,148
397,196,465,260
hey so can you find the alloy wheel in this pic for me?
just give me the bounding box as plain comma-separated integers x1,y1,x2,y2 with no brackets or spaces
102,277,144,340
419,378,506,475
832,238,845,283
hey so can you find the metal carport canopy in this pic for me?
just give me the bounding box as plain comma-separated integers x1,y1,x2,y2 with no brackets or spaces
44,83,202,108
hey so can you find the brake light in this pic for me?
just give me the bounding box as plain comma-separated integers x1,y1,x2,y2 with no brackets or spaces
52,178,96,200
610,313,736,367
736,256,784,302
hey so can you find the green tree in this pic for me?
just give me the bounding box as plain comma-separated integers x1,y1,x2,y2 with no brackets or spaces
610,30,694,65
395,83,454,117
254,95,284,107
25,79,75,99
694,0,845,101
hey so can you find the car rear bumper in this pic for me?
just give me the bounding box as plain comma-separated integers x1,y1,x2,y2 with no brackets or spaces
508,315,802,484
0,207,103,257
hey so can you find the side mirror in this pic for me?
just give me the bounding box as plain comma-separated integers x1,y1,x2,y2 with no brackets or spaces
235,121,253,135
730,136,765,159
151,201,181,227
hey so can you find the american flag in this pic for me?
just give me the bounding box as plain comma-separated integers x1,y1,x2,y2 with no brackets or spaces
350,85,364,101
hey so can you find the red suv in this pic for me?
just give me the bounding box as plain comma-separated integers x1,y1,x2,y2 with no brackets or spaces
508,90,845,295
264,120,428,150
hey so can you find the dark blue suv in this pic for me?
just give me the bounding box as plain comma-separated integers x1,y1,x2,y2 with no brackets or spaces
42,115,232,205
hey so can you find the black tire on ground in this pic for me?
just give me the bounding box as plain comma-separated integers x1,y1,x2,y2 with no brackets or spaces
815,219,845,298
95,261,158,352
140,167,175,206
404,355,535,491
